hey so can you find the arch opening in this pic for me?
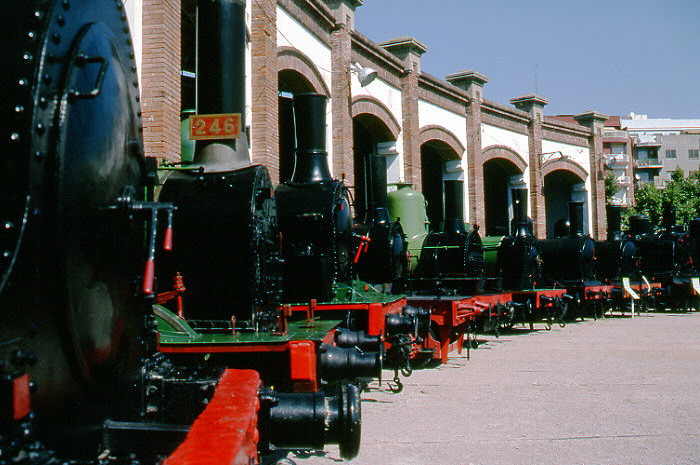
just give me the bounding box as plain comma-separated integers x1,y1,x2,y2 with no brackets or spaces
483,158,524,236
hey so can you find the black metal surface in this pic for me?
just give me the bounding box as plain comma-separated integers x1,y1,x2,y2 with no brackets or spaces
276,93,353,303
497,234,543,290
290,93,332,183
0,0,146,451
193,0,248,164
355,154,408,285
260,383,362,460
318,344,382,383
412,180,484,293
158,165,280,323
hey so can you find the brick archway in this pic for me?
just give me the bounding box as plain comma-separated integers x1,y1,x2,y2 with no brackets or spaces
277,46,330,96
482,145,527,173
419,125,465,160
351,95,401,140
541,157,588,181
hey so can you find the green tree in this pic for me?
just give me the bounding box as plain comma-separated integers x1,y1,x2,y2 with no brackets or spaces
604,171,620,204
631,167,700,229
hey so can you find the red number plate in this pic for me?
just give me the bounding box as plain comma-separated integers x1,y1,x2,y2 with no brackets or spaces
188,113,241,140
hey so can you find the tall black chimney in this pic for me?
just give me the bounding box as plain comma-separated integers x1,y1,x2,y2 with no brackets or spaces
568,201,585,236
194,0,249,167
278,95,296,183
291,93,332,183
662,203,677,232
606,205,622,241
368,154,391,223
443,180,467,234
511,188,530,237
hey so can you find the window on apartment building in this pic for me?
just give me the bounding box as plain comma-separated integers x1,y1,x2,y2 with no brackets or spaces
689,149,699,159
665,149,677,159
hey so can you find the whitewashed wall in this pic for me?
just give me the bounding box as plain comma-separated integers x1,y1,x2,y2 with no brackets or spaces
541,139,592,234
352,77,404,184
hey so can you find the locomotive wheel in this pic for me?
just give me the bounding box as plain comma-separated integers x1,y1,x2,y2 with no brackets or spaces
1,0,144,449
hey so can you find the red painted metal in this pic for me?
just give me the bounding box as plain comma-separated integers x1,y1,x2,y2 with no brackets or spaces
408,293,513,363
163,369,261,465
288,297,407,337
13,374,30,420
289,341,317,392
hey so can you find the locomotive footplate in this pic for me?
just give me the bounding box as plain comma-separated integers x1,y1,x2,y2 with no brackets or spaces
565,284,615,320
406,293,513,364
155,305,338,392
286,281,407,337
154,306,382,391
511,289,570,331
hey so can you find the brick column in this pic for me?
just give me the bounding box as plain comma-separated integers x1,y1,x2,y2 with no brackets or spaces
141,0,181,163
330,22,353,183
447,70,488,228
511,94,548,238
575,111,609,240
380,37,427,190
251,0,278,181
327,1,362,184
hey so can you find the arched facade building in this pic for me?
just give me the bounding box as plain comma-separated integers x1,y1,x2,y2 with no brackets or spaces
124,0,608,239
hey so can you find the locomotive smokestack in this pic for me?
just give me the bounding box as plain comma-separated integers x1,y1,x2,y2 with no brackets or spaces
368,154,391,223
568,201,585,236
279,95,295,183
628,215,653,236
291,93,332,183
662,203,677,232
511,188,529,237
194,0,249,168
606,205,623,241
443,180,466,234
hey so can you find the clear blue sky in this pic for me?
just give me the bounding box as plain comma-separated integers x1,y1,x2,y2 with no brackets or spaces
355,0,699,119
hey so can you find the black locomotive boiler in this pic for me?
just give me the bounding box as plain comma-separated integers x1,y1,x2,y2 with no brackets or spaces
275,93,355,304
539,201,598,286
412,179,485,295
1,0,167,455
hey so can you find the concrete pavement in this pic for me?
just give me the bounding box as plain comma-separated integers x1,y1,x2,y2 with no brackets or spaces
285,312,700,465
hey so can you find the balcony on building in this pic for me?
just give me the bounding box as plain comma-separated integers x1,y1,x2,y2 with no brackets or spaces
603,129,631,144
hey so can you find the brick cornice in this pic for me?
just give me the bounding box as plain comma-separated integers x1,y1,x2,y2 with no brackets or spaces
351,31,404,73
418,72,469,107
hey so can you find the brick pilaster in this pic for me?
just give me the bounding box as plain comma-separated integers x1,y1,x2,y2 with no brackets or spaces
379,37,426,191
141,0,181,163
330,23,353,183
447,70,488,228
401,70,421,189
251,0,279,181
512,94,548,238
575,111,609,240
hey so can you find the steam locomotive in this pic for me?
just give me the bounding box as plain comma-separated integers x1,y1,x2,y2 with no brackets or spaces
1,1,371,463
4,1,699,464
622,205,700,311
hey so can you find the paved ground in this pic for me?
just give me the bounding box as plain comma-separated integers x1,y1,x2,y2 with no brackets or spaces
283,312,700,465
